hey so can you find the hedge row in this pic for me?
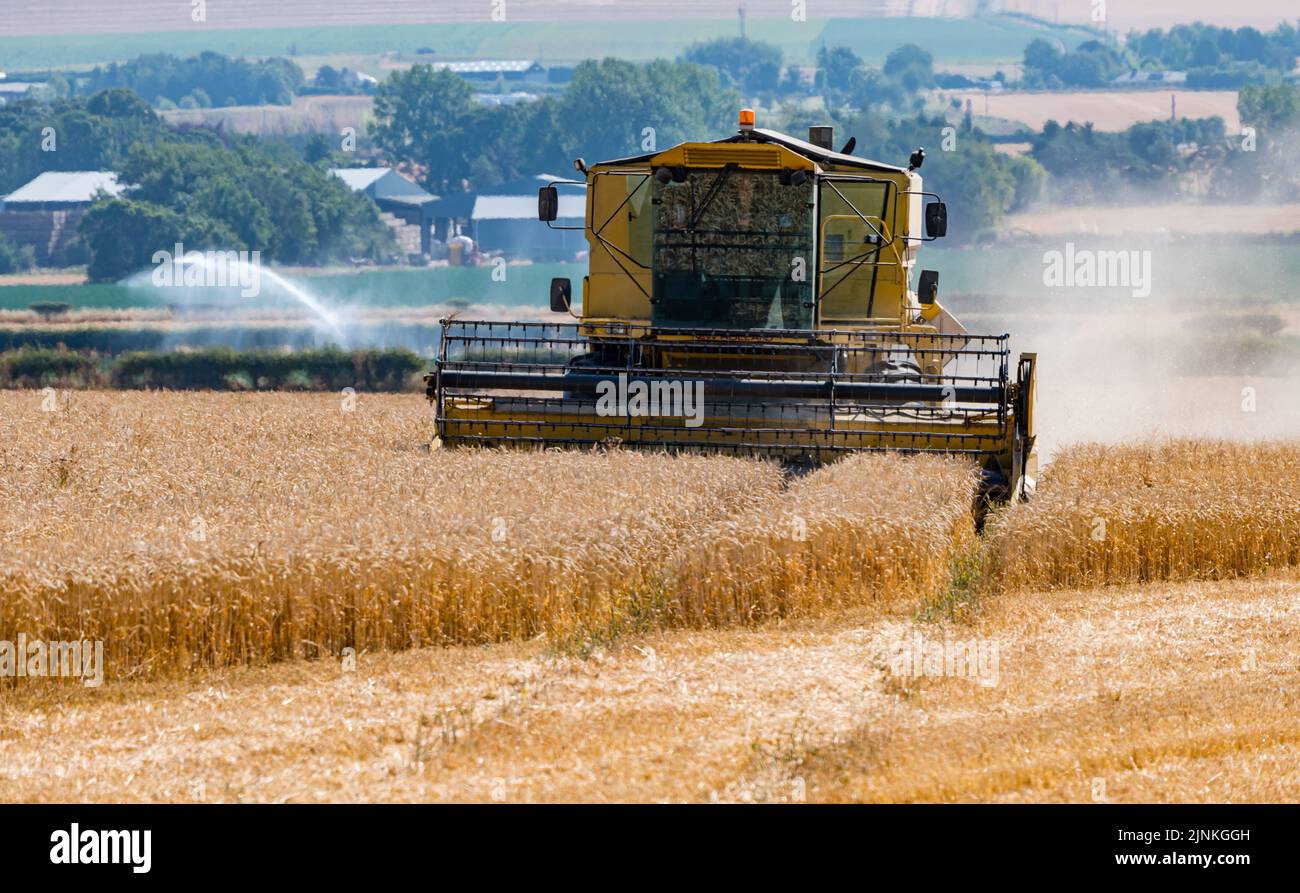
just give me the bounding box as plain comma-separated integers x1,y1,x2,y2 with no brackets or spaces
0,347,426,391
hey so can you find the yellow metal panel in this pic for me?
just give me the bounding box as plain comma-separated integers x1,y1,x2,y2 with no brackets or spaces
647,143,817,171
438,397,1017,464
586,170,653,320
682,146,782,167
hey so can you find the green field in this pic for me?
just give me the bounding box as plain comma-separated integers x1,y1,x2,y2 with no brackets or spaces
0,16,1091,71
4,243,1297,313
0,264,579,311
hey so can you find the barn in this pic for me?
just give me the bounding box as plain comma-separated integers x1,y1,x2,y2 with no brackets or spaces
0,170,123,265
330,167,439,257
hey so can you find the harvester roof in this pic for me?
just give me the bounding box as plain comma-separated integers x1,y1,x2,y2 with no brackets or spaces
597,126,907,175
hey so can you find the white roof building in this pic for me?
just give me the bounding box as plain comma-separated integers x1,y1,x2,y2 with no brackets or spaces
330,167,434,204
431,60,543,76
472,194,584,221
2,171,124,208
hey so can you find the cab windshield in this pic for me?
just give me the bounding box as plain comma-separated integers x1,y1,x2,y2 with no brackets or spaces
651,168,814,329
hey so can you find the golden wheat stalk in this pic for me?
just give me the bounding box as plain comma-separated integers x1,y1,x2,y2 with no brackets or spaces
984,440,1300,591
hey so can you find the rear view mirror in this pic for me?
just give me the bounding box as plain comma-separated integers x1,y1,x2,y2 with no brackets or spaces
550,277,572,313
925,201,947,239
538,185,558,222
918,269,939,305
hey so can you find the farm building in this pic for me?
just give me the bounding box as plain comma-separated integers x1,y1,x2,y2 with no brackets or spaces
474,92,540,107
1113,70,1188,87
0,81,41,104
0,170,123,264
468,178,586,262
430,60,547,83
427,176,585,262
330,167,439,257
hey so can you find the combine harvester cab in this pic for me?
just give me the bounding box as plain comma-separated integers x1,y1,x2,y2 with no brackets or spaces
428,110,1037,503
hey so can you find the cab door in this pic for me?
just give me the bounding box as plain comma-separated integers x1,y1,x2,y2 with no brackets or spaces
817,177,903,325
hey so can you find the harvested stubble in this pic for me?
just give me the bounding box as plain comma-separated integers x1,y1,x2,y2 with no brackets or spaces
0,392,782,678
984,440,1300,590
662,453,979,626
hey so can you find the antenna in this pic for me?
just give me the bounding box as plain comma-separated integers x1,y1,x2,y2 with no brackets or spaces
738,2,747,39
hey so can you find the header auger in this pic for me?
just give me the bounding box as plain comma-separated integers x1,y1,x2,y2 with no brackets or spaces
427,110,1037,503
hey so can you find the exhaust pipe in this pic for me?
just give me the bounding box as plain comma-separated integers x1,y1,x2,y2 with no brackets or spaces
808,126,834,151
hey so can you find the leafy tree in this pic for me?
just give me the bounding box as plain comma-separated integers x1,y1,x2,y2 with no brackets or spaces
681,37,783,93
1117,21,1298,81
80,199,191,282
316,65,342,90
458,97,568,187
1023,39,1062,75
1231,84,1300,200
85,87,157,121
849,68,909,114
778,65,809,95
838,111,1041,240
1187,62,1283,89
190,179,273,250
1191,36,1222,67
0,90,172,194
73,129,395,279
817,45,862,93
0,233,36,274
302,132,336,164
1238,83,1300,131
557,59,738,165
1029,116,1229,203
118,139,392,263
82,52,304,107
882,44,935,92
370,65,478,193
1022,38,1125,88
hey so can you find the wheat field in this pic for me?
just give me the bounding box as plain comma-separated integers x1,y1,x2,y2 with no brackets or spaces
0,391,978,680
6,392,1300,802
663,454,976,627
985,440,1300,591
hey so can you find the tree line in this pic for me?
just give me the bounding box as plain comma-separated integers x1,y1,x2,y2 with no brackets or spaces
1032,84,1300,203
1023,21,1300,89
0,89,394,279
81,51,305,108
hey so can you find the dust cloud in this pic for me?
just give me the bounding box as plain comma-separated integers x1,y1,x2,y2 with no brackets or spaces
961,243,1300,463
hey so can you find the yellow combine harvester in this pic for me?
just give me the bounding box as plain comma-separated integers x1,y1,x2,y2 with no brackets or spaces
428,110,1037,502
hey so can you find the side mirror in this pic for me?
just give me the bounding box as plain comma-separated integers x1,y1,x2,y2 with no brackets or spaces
538,185,558,222
550,277,572,313
925,201,947,239
918,269,939,305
